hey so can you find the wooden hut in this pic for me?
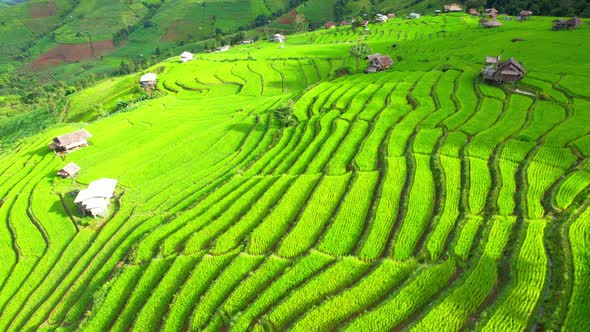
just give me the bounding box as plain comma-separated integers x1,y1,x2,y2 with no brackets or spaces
139,73,157,88
482,19,503,28
269,33,286,43
518,10,532,21
443,4,462,12
553,17,582,30
485,8,498,17
179,51,193,63
387,13,396,19
50,129,92,153
74,178,118,218
468,8,480,16
57,162,81,178
325,21,336,29
482,56,526,83
366,54,394,73
375,14,388,23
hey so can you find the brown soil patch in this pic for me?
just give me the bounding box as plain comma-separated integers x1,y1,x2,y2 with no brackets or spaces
29,1,57,18
160,20,197,43
277,10,304,25
29,40,116,70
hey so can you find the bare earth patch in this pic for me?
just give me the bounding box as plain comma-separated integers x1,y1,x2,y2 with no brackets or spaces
277,10,304,25
29,1,57,18
29,40,116,70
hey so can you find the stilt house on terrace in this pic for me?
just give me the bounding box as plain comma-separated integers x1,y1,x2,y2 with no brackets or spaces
74,178,118,218
50,129,92,153
57,162,81,178
140,73,158,88
443,4,462,12
366,54,394,73
179,51,194,63
518,10,533,21
553,17,582,30
482,56,526,84
269,34,286,43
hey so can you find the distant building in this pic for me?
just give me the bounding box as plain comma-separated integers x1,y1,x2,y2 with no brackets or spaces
387,13,396,19
240,40,254,44
139,73,158,88
361,20,369,27
375,14,388,23
444,4,463,12
553,17,582,30
481,19,503,28
57,162,81,178
215,45,230,52
50,129,92,153
408,13,420,19
325,21,336,29
434,10,442,16
485,8,499,17
179,51,193,63
366,54,394,73
74,178,118,218
340,20,350,26
269,33,286,43
518,10,533,21
468,8,480,16
482,56,526,84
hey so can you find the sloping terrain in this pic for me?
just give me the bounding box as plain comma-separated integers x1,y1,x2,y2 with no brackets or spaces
0,14,590,331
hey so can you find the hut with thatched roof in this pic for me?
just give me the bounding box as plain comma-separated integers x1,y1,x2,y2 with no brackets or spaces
482,56,526,83
140,73,158,88
57,162,81,178
481,19,503,28
50,129,92,153
366,54,394,73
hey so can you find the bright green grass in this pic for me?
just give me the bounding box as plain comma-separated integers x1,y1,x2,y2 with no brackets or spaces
0,14,589,332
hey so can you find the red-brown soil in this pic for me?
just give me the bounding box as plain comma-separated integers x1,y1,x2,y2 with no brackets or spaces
160,20,197,43
277,10,304,25
29,40,116,70
29,1,57,18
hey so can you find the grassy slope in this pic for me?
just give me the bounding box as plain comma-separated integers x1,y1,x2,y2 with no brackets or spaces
0,14,589,331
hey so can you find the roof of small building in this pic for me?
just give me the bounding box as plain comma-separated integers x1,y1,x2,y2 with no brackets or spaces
387,13,396,18
60,162,81,175
54,129,92,146
469,8,480,14
140,73,157,82
180,51,193,58
483,20,503,27
74,178,118,204
499,57,526,74
444,4,462,11
325,21,336,26
519,10,532,16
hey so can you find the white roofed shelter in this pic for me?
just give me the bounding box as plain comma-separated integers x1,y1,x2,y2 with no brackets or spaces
140,73,158,88
74,178,118,218
180,51,194,63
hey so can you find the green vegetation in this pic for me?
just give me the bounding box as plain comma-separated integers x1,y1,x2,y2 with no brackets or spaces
0,12,589,332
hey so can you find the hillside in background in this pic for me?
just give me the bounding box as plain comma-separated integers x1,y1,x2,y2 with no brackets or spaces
0,13,589,331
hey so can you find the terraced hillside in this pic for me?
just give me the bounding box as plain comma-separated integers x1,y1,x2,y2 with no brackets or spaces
1,14,590,331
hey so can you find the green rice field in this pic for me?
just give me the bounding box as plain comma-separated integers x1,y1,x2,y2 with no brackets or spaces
1,14,590,331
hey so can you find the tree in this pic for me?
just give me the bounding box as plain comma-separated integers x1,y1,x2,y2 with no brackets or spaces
349,42,372,72
274,101,297,127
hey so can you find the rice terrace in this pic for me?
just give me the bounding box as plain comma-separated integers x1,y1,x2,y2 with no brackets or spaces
0,1,590,331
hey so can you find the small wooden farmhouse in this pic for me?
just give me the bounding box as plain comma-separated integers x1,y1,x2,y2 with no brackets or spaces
179,51,193,63
139,73,157,88
366,54,394,73
57,162,81,178
215,45,230,52
387,13,396,19
325,21,336,29
518,10,532,21
375,14,388,23
481,19,503,28
434,10,442,16
361,20,369,27
269,33,286,43
74,178,118,218
468,8,480,16
340,20,350,26
553,17,582,30
50,129,92,153
485,8,498,17
408,13,420,19
444,4,462,12
482,56,526,83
